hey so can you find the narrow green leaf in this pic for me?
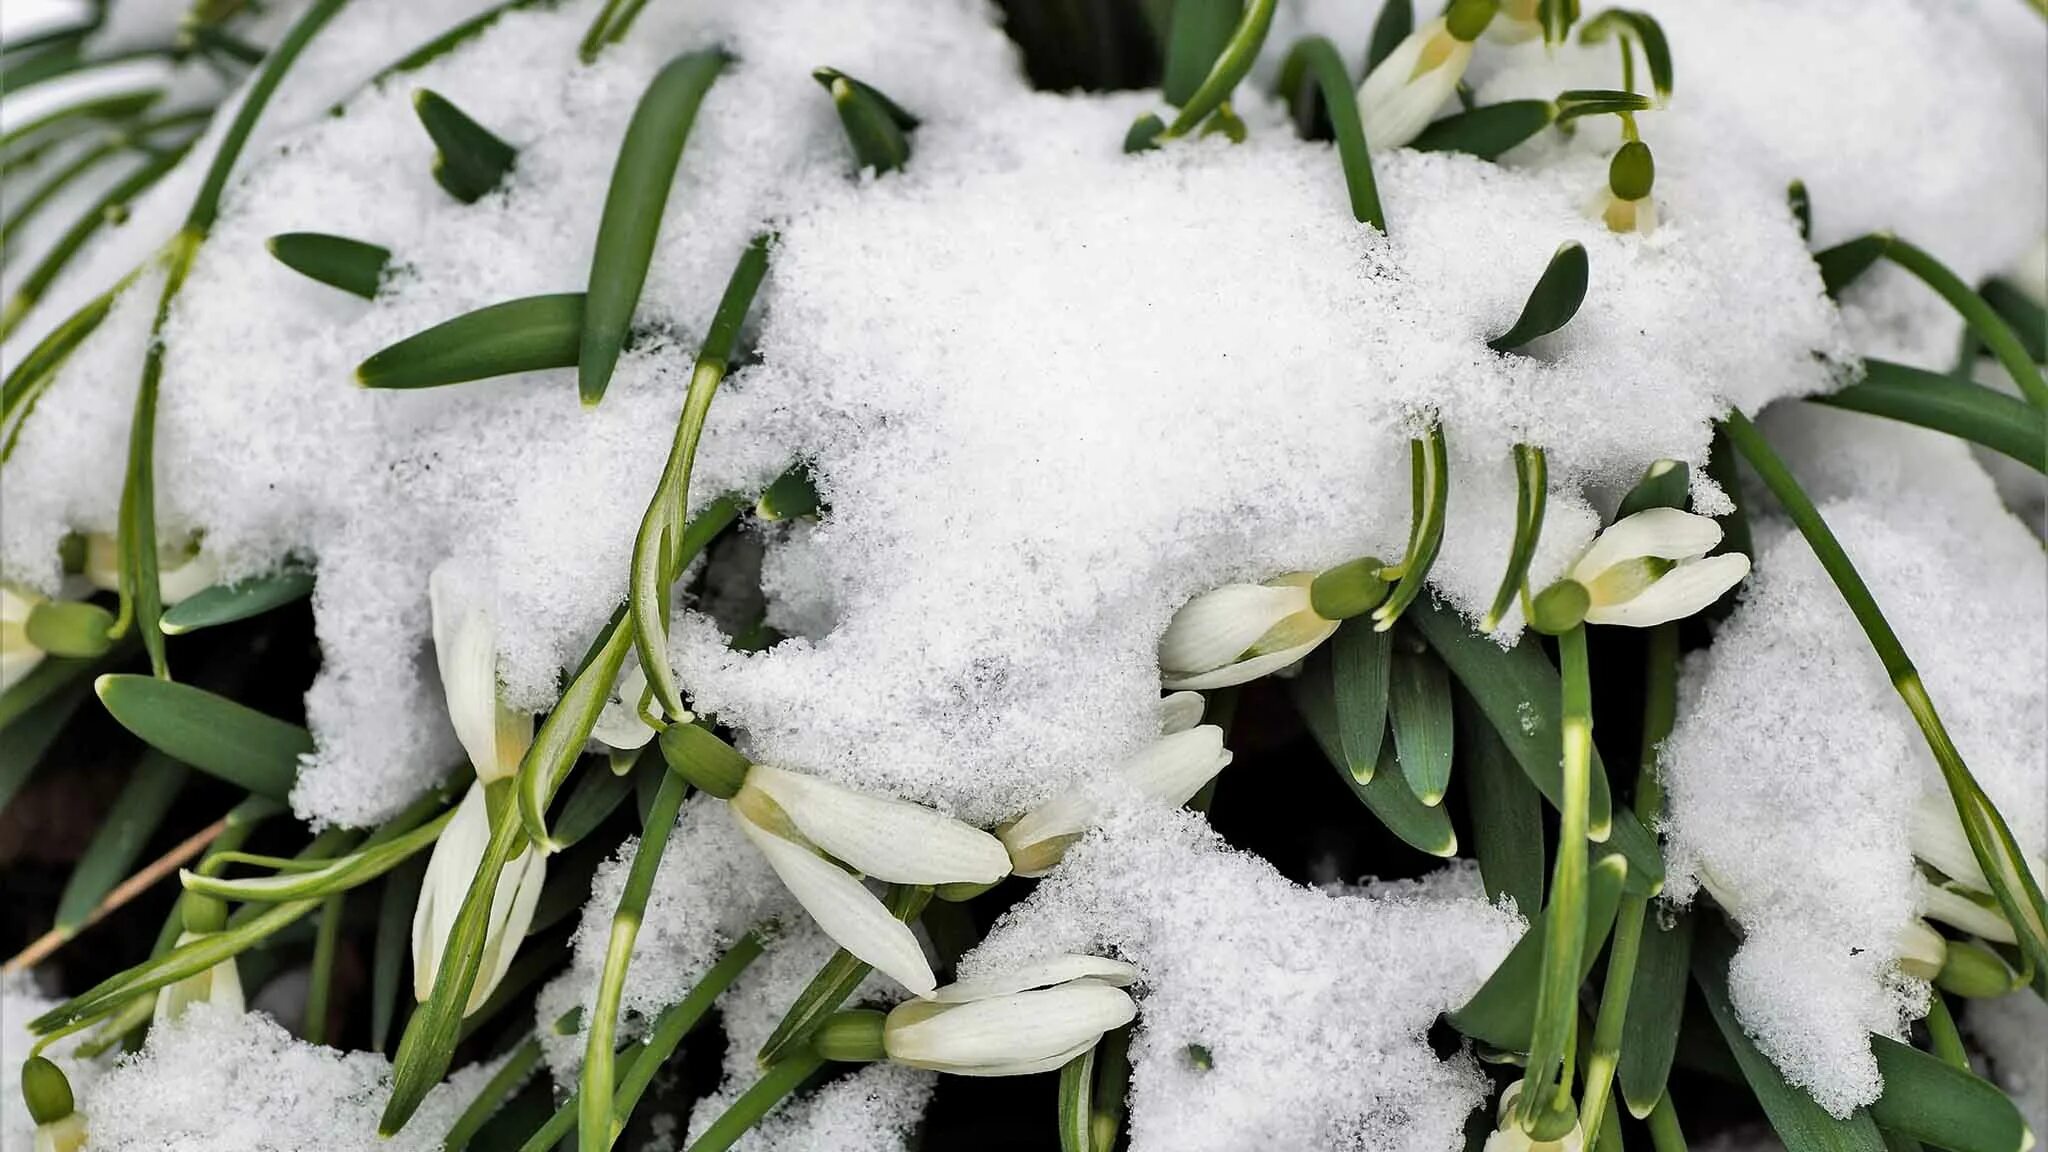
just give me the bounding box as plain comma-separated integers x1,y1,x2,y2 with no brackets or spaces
0,88,162,168
96,674,308,802
684,1050,828,1152
1372,428,1449,629
1410,599,1622,850
1160,0,1276,139
1163,0,1241,108
1615,459,1690,520
1276,35,1386,231
1978,277,2046,364
371,854,426,1054
413,89,516,204
1294,650,1457,857
1813,359,2046,473
1552,88,1652,123
1123,113,1165,154
24,599,114,657
1579,9,1673,102
0,674,90,811
1788,180,1812,242
1365,0,1413,73
755,464,821,522
1490,241,1590,352
160,566,315,634
1484,443,1549,632
1693,924,1889,1152
179,806,452,903
379,0,545,80
813,68,912,174
580,50,729,406
267,233,390,299
1617,906,1692,1117
1816,234,1891,298
54,752,188,931
1409,101,1556,161
1330,621,1391,783
1868,1036,2028,1152
1458,690,1544,914
1388,641,1454,805
443,1036,541,1152
516,610,633,848
1059,1044,1098,1152
757,882,931,1066
356,293,582,389
1447,851,1627,1051
550,750,642,848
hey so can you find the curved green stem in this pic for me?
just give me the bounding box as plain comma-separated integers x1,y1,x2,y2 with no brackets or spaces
1519,623,1592,1129
1275,35,1386,231
303,893,343,1044
1483,444,1547,632
1373,425,1449,631
1878,236,2048,410
1159,0,1276,139
685,1049,828,1152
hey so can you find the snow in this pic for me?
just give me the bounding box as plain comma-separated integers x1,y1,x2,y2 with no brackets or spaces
1966,991,2048,1135
1658,407,2047,1115
2,972,112,1152
958,805,1522,1151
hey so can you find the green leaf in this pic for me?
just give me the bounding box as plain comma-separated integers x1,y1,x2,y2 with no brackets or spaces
1978,277,2046,364
1409,101,1556,161
54,752,188,931
1815,234,1890,298
267,233,390,299
443,1036,541,1152
1813,359,2045,474
24,599,114,657
1552,88,1652,123
355,293,583,389
1483,443,1548,632
1409,600,1620,849
379,0,545,80
814,68,913,174
0,674,91,811
1617,906,1691,1117
0,88,162,170
180,806,452,903
580,50,729,406
413,89,517,204
1868,1036,2029,1152
96,675,309,802
755,464,821,521
1276,35,1386,231
370,854,426,1053
1489,241,1590,352
1294,650,1457,858
1059,1044,1098,1152
160,567,315,635
1372,428,1449,628
550,751,642,848
1330,621,1391,784
1365,0,1413,73
1447,851,1627,1051
1458,690,1544,914
1123,113,1165,154
1579,9,1673,102
1615,459,1690,519
1388,641,1454,805
1160,0,1276,139
758,882,931,1066
1693,924,1889,1152
1163,0,1241,108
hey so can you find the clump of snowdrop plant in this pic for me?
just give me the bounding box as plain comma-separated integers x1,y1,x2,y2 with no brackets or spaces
2,1,2045,1151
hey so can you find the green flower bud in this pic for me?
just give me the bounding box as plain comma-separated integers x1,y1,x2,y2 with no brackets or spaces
21,1056,74,1126
1935,938,2019,999
1608,141,1655,202
22,600,115,659
183,892,228,934
1446,0,1502,41
813,1009,888,1063
1527,579,1591,635
658,722,750,799
1309,557,1390,621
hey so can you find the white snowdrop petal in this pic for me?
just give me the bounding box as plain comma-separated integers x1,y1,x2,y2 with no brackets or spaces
1156,691,1206,735
1162,626,1333,690
914,1037,1103,1078
156,551,221,606
1583,553,1749,627
1918,879,2016,945
428,563,506,783
736,807,937,997
931,954,1140,1003
1000,791,1097,862
1572,507,1724,583
744,764,1011,884
1120,725,1231,809
413,783,492,1003
466,843,546,1017
1910,793,1989,892
1156,583,1309,676
885,983,1135,1068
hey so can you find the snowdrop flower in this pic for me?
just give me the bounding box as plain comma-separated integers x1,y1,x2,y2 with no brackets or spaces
1,587,46,695
663,724,1011,998
1001,694,1232,876
817,955,1140,1076
21,1057,86,1152
1530,508,1749,632
1356,0,1499,150
153,896,244,1025
588,660,656,752
413,781,546,1015
1910,793,2046,943
1698,868,1946,979
412,562,545,1016
82,533,219,606
1484,1080,1584,1152
1159,556,1389,690
1588,140,1658,236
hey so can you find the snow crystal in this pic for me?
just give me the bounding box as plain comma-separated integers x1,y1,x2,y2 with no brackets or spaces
79,1004,495,1151
1966,991,2048,1135
1659,406,2047,1115
2,972,111,1152
958,804,1522,1152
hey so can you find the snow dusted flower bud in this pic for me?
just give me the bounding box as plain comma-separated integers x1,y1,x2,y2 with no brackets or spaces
1159,573,1338,689
429,562,533,784
82,533,219,605
880,955,1140,1076
1001,722,1232,877
1356,0,1498,150
22,1056,85,1152
1589,141,1658,236
154,895,244,1025
412,780,546,1016
1895,917,1948,981
729,761,1011,997
1536,508,1749,630
1909,793,2047,943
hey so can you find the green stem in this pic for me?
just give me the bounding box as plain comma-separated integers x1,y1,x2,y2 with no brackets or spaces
1159,0,1277,139
1721,411,2048,979
580,768,692,1152
1519,623,1592,1129
1374,425,1449,631
443,1036,541,1152
1879,236,2048,410
685,1049,828,1152
1922,994,1968,1071
303,893,343,1045
1274,34,1386,231
1644,1093,1688,1152
1484,444,1548,632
